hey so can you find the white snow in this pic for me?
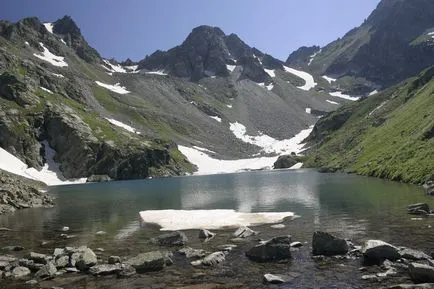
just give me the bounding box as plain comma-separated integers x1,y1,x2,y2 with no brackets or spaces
226,64,236,72
95,81,130,94
40,87,53,94
145,70,168,76
227,104,232,108
192,146,215,154
139,209,294,231
369,90,378,96
105,118,140,134
368,101,388,117
264,69,276,78
305,108,312,114
308,49,321,66
428,32,434,39
253,54,263,65
257,83,274,91
329,91,359,101
25,41,30,46
0,142,86,186
229,122,312,155
322,75,337,84
33,42,68,67
326,100,339,105
209,116,222,123
51,72,64,78
125,65,139,73
289,162,303,169
43,23,53,34
60,39,66,45
102,59,126,73
283,66,317,91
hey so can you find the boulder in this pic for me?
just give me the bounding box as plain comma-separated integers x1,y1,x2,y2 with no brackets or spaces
290,242,303,248
423,181,434,196
273,155,298,169
409,263,434,283
362,240,400,262
86,174,112,183
27,252,48,264
11,266,31,279
233,226,258,238
126,251,168,273
400,248,431,261
198,229,216,240
54,255,69,268
18,259,43,271
89,264,122,276
108,256,121,264
201,252,225,266
263,273,286,284
408,203,431,215
389,284,434,289
71,247,97,271
178,247,207,259
151,231,188,246
35,262,57,279
117,264,136,278
246,236,291,262
312,231,348,256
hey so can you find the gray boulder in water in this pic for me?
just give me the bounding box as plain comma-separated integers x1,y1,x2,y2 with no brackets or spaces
151,231,188,246
312,231,348,256
408,203,431,215
246,236,292,262
361,240,400,262
408,262,434,283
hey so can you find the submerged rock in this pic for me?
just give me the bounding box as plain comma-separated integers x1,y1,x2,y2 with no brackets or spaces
126,251,169,273
312,231,348,256
151,231,188,246
246,236,291,262
409,263,434,283
27,252,48,264
89,264,122,276
400,248,431,261
362,240,400,262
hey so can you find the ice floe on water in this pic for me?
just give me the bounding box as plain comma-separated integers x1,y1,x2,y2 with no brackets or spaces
0,142,86,186
322,75,336,84
33,42,68,67
283,66,316,91
329,91,359,101
139,209,294,231
105,118,140,134
40,87,53,94
209,116,222,123
43,23,53,34
326,100,339,105
95,81,130,94
264,69,275,78
226,64,236,72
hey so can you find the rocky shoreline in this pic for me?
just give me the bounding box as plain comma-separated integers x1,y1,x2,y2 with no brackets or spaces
0,169,53,215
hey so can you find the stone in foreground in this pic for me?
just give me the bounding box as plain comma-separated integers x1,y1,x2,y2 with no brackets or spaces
151,231,188,246
201,252,225,266
198,229,216,240
312,231,348,256
246,236,291,262
89,264,122,276
126,251,169,273
389,284,434,289
408,203,431,215
11,266,31,279
362,240,400,262
233,226,257,238
263,273,286,284
408,263,434,283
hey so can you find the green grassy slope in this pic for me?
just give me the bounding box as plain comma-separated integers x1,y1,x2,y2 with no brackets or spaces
304,67,434,184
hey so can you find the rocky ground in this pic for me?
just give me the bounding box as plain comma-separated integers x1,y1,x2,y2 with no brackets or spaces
0,169,52,215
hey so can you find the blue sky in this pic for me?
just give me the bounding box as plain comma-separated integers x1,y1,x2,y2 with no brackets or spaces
1,0,381,61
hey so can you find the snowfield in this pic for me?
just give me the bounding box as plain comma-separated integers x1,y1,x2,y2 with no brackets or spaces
264,69,276,78
0,142,86,186
51,72,64,78
43,23,53,34
209,116,222,123
305,108,312,114
105,118,140,134
139,209,294,231
33,43,68,67
329,91,360,101
322,75,336,83
95,81,130,94
308,49,321,66
326,100,339,105
102,59,127,73
283,66,316,91
226,64,236,72
145,70,168,76
40,87,53,94
369,90,379,96
257,82,274,91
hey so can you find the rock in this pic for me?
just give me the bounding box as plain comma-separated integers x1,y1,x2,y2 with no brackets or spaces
290,242,303,248
389,284,434,289
362,240,400,262
61,226,69,232
1,245,23,251
11,266,31,279
0,261,8,270
64,267,79,273
86,174,112,183
108,256,121,264
178,247,207,259
151,231,188,246
117,264,136,278
312,231,348,256
55,255,69,268
53,248,65,257
89,264,122,276
126,251,168,273
233,226,258,238
217,244,237,252
71,247,97,271
18,259,43,271
273,155,298,169
270,224,285,229
0,227,12,231
409,263,434,283
27,252,48,264
400,248,431,261
246,236,291,262
408,203,431,215
263,273,286,284
25,279,38,285
201,252,225,266
95,231,106,235
423,181,434,196
35,262,57,279
198,229,216,240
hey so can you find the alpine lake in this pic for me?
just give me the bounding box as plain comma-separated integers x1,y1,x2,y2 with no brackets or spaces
0,169,433,289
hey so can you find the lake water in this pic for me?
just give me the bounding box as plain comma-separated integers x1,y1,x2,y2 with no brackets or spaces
1,169,433,288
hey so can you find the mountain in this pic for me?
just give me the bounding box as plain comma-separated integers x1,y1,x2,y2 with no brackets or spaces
287,0,434,96
0,17,339,184
304,65,434,184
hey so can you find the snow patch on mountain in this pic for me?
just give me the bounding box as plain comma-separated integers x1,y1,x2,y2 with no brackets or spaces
43,23,53,34
0,142,86,186
209,116,222,123
322,75,336,83
227,104,232,108
257,83,274,91
25,41,30,46
145,70,168,76
329,91,359,101
51,72,64,78
105,118,140,134
326,100,339,105
226,64,236,72
283,66,316,91
102,59,127,73
264,69,275,78
305,108,311,114
308,49,321,66
253,54,263,65
40,87,53,94
369,90,379,96
33,43,68,67
95,81,130,94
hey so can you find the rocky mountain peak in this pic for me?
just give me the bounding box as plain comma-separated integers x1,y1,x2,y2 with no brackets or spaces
53,15,81,37
286,45,320,69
